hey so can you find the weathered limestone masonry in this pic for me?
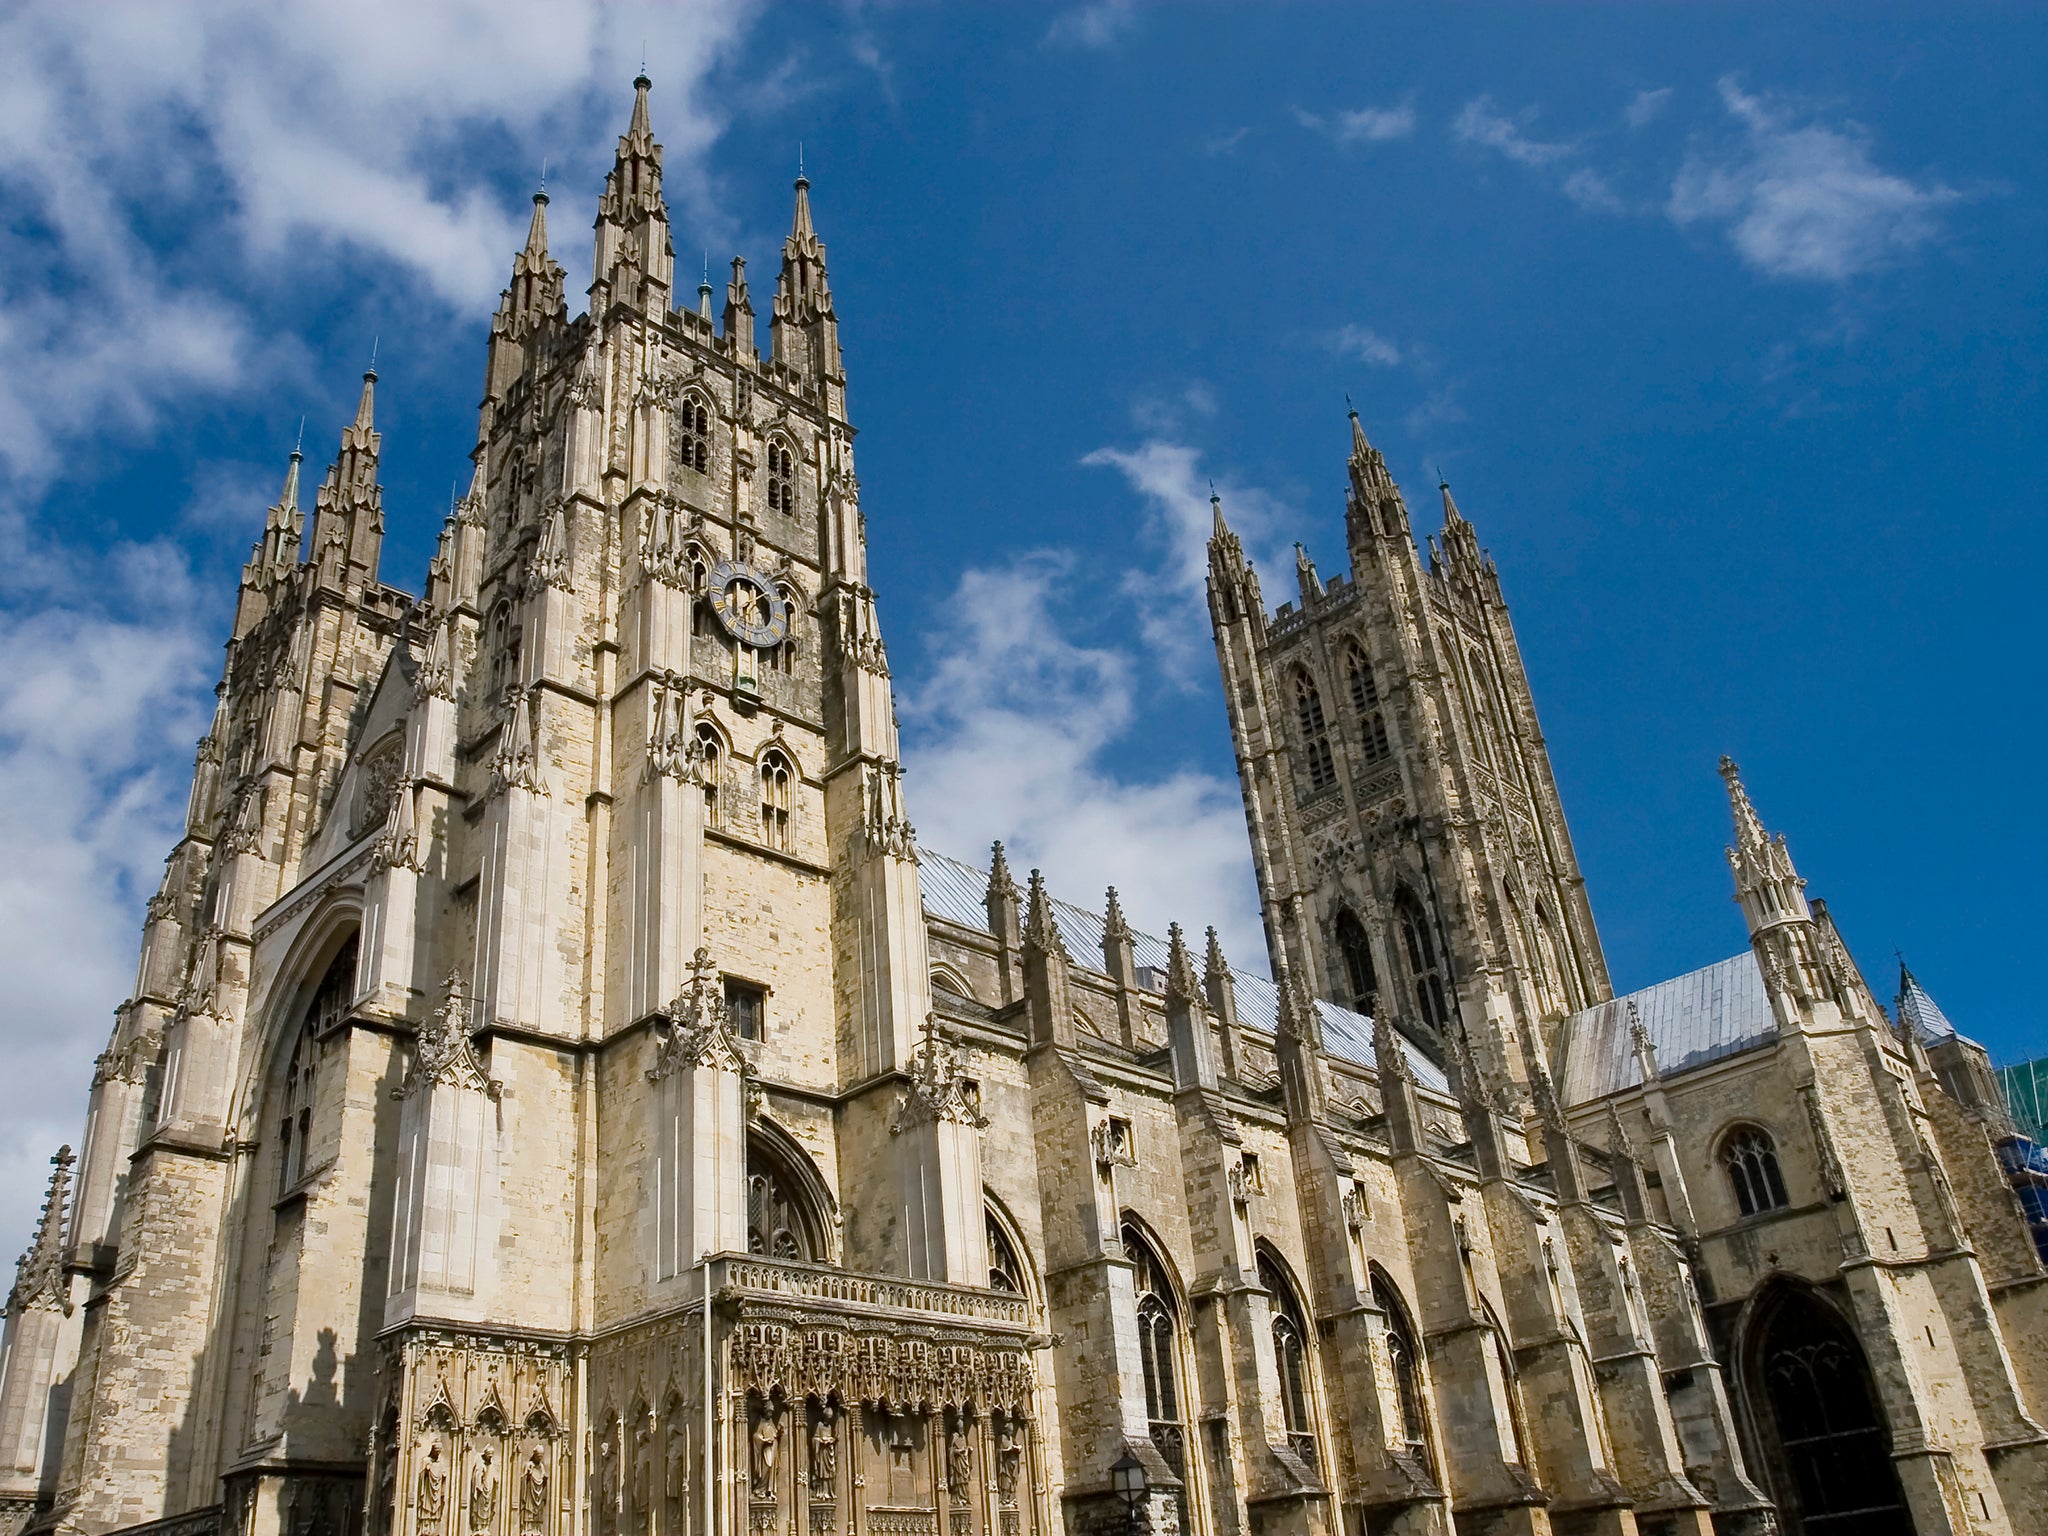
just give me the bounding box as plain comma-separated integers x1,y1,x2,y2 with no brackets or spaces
2,75,2043,1536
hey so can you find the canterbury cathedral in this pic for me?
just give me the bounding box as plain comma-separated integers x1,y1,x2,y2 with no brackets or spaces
7,76,2047,1536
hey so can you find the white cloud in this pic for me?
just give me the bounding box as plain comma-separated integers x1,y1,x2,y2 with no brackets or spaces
0,0,761,484
1561,167,1625,213
1626,88,1674,129
1295,103,1417,146
898,555,1265,972
1324,324,1401,368
1079,439,1296,676
1453,97,1573,167
1047,0,1141,50
1668,77,1960,281
0,518,215,1241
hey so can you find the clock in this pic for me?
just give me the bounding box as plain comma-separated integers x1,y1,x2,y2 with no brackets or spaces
707,559,791,648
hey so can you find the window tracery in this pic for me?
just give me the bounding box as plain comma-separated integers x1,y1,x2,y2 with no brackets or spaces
987,1211,1026,1296
1723,1126,1790,1217
696,725,723,822
679,397,711,474
1258,1251,1316,1466
277,936,355,1197
765,439,796,515
759,751,792,850
1395,887,1452,1034
1295,671,1337,793
1371,1273,1432,1471
1334,909,1378,1015
1123,1221,1187,1504
1345,642,1390,764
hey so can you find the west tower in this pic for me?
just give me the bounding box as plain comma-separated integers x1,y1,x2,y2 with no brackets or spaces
1208,410,1612,1103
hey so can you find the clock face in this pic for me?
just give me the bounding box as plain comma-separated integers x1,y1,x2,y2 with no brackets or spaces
707,559,791,649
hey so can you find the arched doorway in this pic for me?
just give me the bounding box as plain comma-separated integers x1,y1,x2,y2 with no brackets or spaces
1745,1285,1911,1534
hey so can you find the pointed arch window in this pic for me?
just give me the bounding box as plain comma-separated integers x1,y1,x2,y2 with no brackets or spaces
696,724,723,823
1395,888,1452,1034
1294,671,1337,793
759,751,793,850
1334,910,1378,1015
1345,642,1391,764
277,935,355,1197
745,1135,826,1262
1722,1126,1790,1217
987,1210,1027,1296
765,439,796,515
1258,1251,1317,1467
1371,1273,1433,1472
1123,1221,1188,1497
680,397,711,474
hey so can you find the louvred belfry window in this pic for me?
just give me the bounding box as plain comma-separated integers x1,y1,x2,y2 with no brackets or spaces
759,751,792,849
1396,888,1452,1034
680,398,711,473
1346,642,1391,764
1295,671,1337,792
1335,910,1378,1015
765,439,795,514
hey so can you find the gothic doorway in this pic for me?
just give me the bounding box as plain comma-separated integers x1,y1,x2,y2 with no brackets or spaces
1744,1284,1911,1535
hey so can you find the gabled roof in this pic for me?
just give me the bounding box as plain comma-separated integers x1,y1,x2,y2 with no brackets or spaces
917,847,1448,1093
1555,950,1777,1106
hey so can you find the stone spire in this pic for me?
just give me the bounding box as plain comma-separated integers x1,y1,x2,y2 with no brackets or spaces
1201,925,1245,1079
722,254,755,357
312,371,383,588
8,1146,75,1314
1163,923,1202,1004
1345,403,1405,543
591,73,673,311
772,171,841,389
1720,756,1810,936
1434,475,1487,583
487,189,567,402
1023,869,1069,963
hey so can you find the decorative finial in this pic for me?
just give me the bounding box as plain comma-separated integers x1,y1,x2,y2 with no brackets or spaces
367,335,379,377
799,140,805,179
1346,391,1357,418
539,156,548,194
1436,463,1447,490
294,416,305,455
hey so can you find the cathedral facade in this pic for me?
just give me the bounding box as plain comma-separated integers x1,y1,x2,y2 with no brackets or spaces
4,78,2044,1536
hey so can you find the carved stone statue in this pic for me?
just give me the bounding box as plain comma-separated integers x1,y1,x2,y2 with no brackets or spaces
469,1448,499,1534
630,1414,654,1532
807,1406,836,1498
416,1443,448,1527
518,1449,549,1535
664,1421,687,1532
945,1420,972,1498
994,1420,1021,1504
595,1430,620,1536
750,1410,781,1501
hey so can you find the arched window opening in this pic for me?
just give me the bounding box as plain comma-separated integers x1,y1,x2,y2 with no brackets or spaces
1258,1251,1316,1467
1123,1221,1188,1506
765,439,796,515
680,398,711,474
1334,910,1378,1015
759,751,793,850
987,1210,1026,1296
1533,904,1567,1015
1723,1127,1790,1218
1294,672,1337,793
1479,1301,1530,1468
278,935,355,1197
696,725,723,823
744,1135,827,1263
1749,1287,1911,1533
1346,643,1391,765
1371,1274,1432,1473
1395,888,1452,1034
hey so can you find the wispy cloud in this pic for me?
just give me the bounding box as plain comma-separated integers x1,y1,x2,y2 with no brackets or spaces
1047,0,1141,51
0,517,217,1240
1453,97,1573,167
1295,103,1417,146
1562,167,1625,213
899,555,1264,971
1668,77,1961,281
1626,87,1674,130
1204,125,1252,157
1323,324,1402,368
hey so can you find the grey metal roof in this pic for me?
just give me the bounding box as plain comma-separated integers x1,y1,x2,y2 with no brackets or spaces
917,846,1448,1093
1555,950,1777,1105
1897,967,1958,1043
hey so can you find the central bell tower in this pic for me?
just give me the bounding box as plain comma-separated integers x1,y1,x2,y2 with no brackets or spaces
1208,410,1611,1101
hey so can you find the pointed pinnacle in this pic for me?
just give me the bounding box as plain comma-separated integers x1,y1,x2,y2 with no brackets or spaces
988,840,1017,898
1103,885,1131,942
791,168,815,239
353,369,376,430
1202,925,1230,985
1440,478,1465,525
1719,755,1769,853
524,188,550,256
278,443,302,512
1165,923,1202,1001
629,71,653,138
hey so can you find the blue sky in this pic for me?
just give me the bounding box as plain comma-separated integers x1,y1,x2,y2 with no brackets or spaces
0,1,2042,1235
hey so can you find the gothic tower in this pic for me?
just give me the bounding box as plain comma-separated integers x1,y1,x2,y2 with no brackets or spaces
1208,409,1612,1103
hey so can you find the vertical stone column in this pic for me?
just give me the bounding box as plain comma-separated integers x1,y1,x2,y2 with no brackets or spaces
890,1018,991,1285
618,677,705,1028
474,687,558,1033
385,975,502,1327
0,1149,78,1523
646,951,751,1276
